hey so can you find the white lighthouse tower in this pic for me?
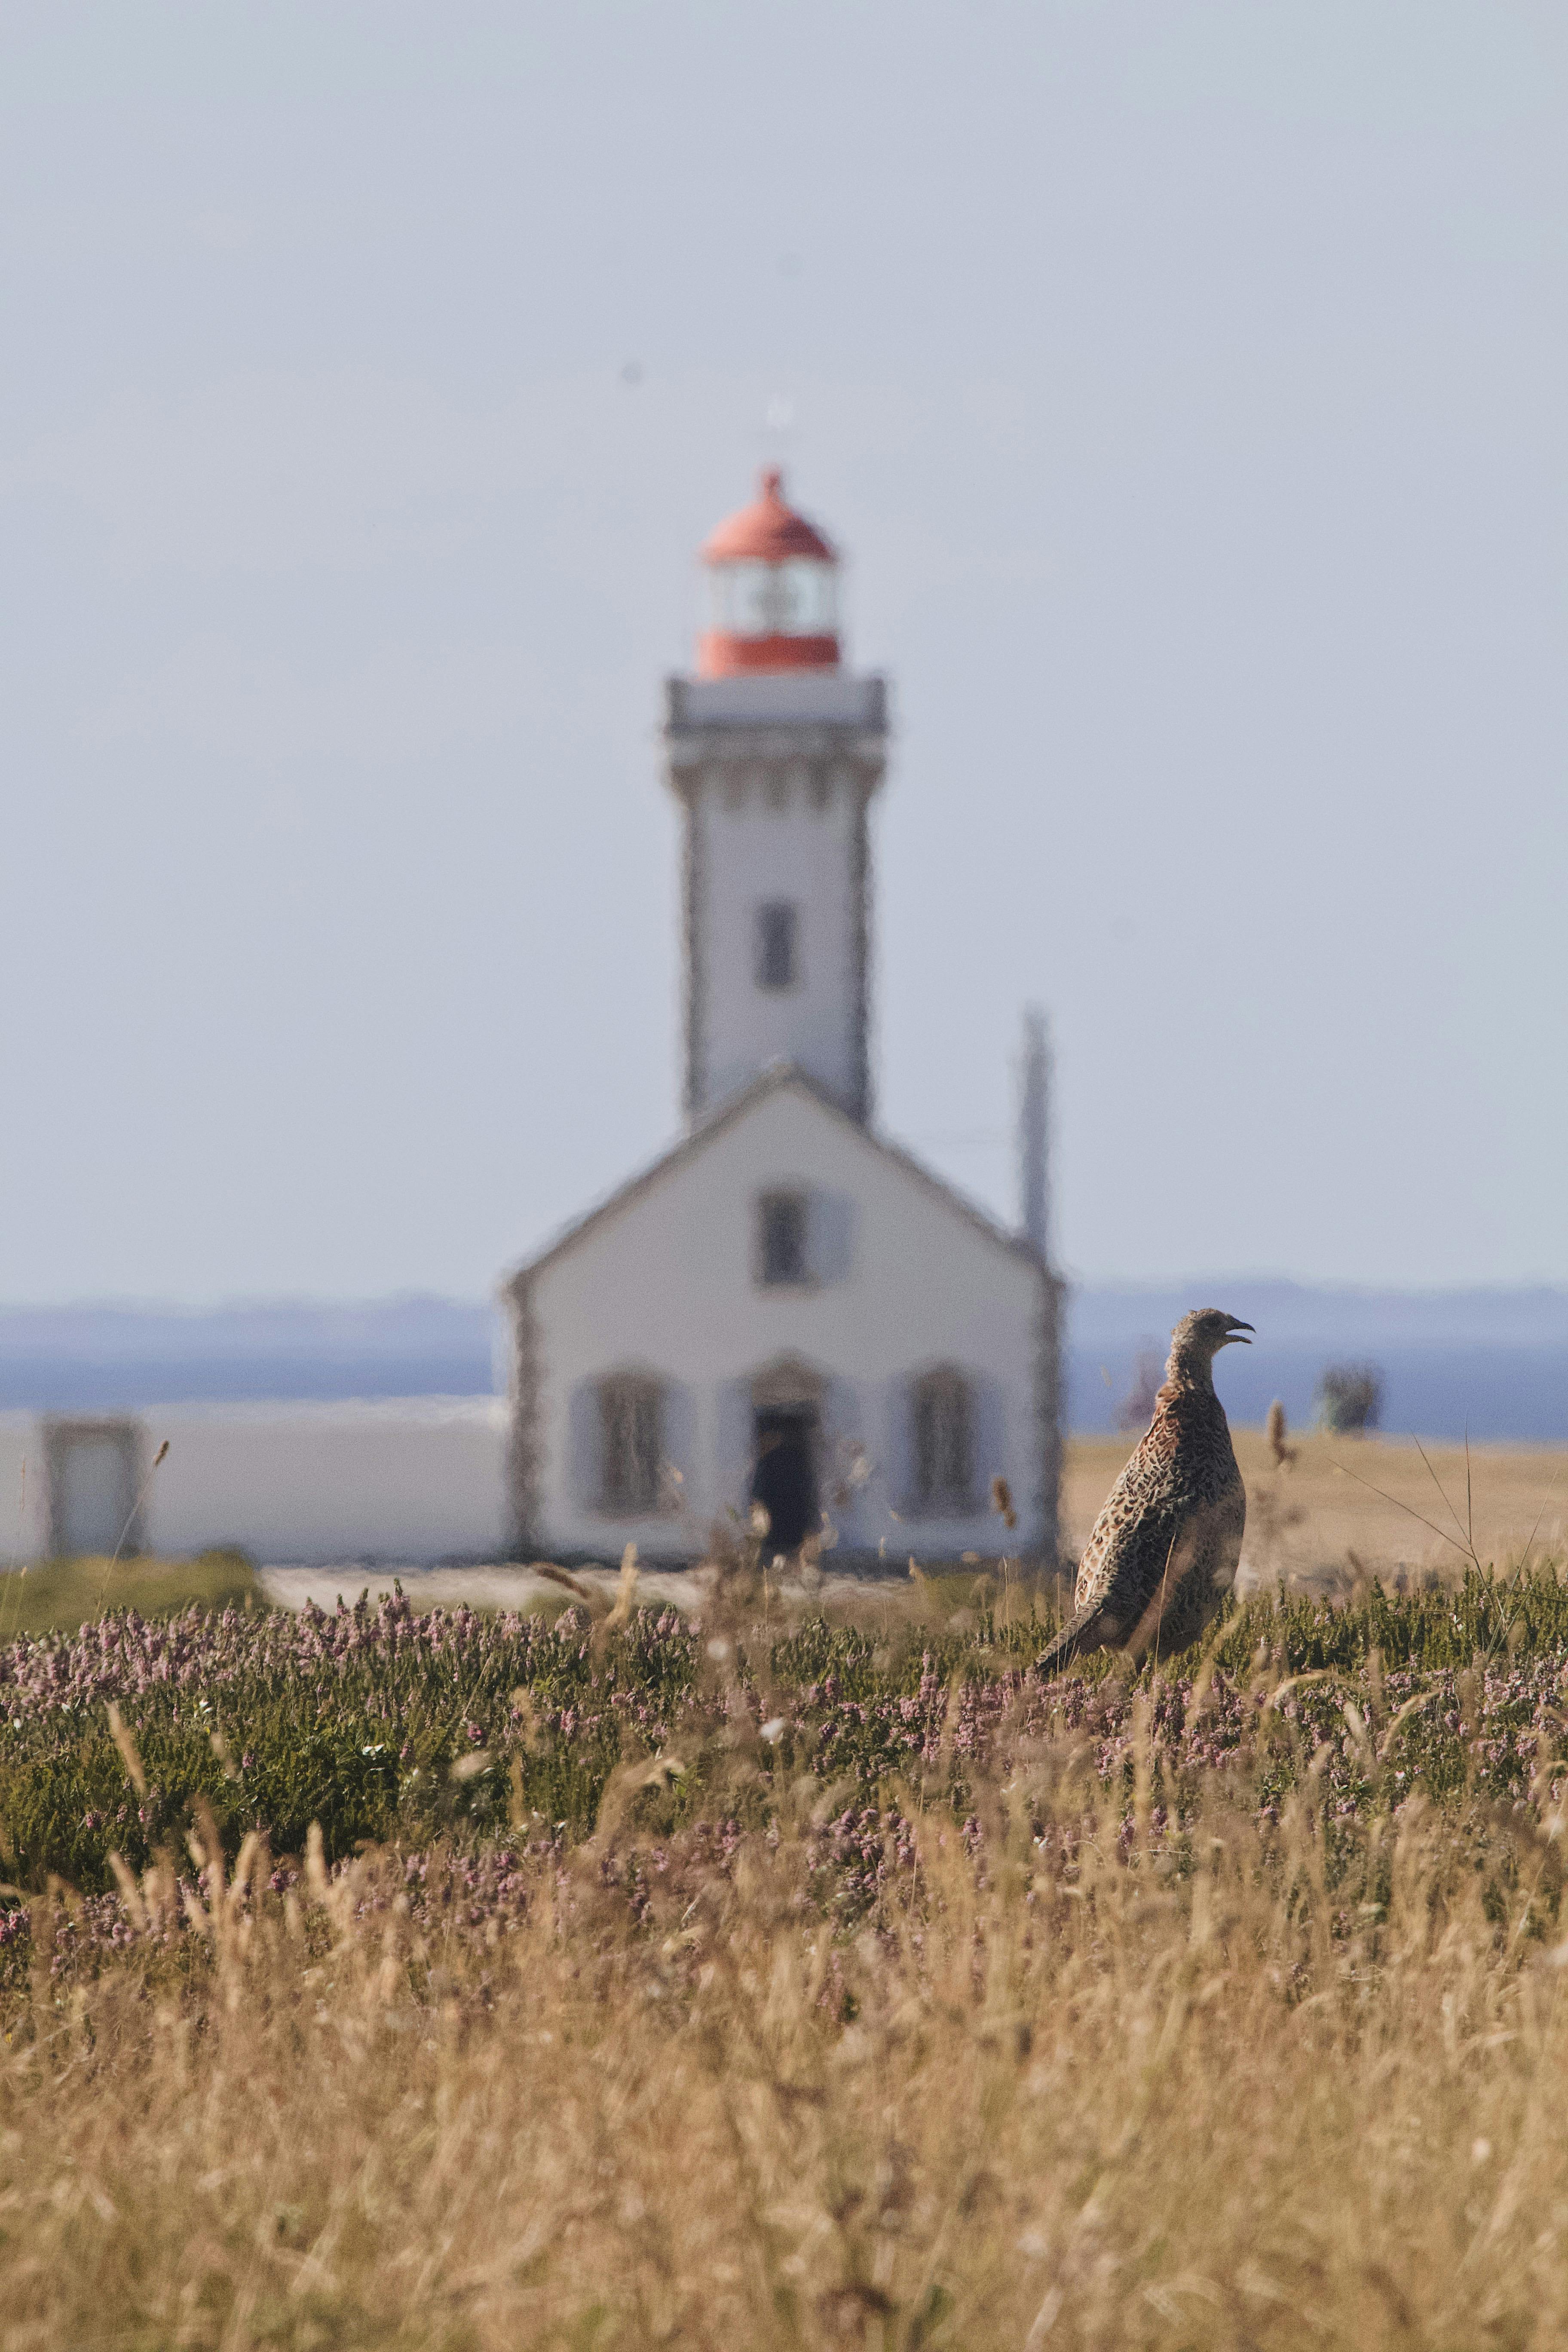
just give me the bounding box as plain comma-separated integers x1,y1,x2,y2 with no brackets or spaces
664,469,888,1123
503,470,1061,1570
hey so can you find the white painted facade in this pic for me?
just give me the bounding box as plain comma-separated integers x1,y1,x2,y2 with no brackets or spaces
667,673,885,1123
506,1069,1059,1567
690,765,864,1112
143,1399,507,1562
0,1416,51,1563
3,1401,507,1568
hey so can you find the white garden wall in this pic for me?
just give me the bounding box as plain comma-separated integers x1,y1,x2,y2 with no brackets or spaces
0,1399,508,1567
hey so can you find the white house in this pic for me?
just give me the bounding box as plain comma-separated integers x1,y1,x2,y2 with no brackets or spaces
504,471,1062,1568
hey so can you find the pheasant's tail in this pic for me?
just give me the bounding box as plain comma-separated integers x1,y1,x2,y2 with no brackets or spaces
1034,1606,1108,1679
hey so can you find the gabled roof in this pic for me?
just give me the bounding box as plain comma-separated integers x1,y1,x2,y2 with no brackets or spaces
500,1062,1047,1300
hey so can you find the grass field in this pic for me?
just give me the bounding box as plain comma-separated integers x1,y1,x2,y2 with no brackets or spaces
0,1548,261,1638
6,1542,1568,2347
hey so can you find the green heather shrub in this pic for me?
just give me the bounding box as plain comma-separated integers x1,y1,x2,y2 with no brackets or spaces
3,1565,1568,1899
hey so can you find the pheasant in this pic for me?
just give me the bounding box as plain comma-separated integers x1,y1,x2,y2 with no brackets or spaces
1037,1308,1252,1675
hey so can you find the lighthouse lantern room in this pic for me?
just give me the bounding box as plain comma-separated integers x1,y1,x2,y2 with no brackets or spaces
698,466,841,677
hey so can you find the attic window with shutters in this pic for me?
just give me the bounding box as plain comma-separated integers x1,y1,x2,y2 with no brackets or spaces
911,1366,975,1516
597,1372,664,1514
757,1189,809,1286
755,901,799,990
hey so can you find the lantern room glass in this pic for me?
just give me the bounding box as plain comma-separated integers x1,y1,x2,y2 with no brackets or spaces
707,558,838,637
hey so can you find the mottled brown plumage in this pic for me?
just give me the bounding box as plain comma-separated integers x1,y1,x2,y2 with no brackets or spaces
1037,1308,1252,1675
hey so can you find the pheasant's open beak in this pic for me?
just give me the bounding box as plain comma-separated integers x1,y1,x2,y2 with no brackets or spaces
1225,1320,1254,1345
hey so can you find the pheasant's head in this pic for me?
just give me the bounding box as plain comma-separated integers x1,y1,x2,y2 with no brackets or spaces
1167,1308,1253,1384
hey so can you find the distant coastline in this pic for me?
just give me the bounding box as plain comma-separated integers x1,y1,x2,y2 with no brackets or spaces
1,1283,1564,1443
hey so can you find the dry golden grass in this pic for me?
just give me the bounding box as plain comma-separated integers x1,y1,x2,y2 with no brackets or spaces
6,1681,1568,2350
1065,1429,1568,1592
6,1447,1568,2348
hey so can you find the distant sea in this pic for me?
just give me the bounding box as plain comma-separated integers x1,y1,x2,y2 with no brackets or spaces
0,1284,1565,1442
1067,1282,1568,1443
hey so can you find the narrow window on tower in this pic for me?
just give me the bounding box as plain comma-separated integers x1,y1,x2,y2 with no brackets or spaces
757,1190,810,1286
756,901,799,990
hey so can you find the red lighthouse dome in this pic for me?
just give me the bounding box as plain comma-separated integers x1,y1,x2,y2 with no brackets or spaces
697,468,841,677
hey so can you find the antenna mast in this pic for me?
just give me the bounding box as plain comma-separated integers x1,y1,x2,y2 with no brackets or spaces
1017,1005,1050,1257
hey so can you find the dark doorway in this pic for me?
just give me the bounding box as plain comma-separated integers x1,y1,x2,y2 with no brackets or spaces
750,1408,818,1553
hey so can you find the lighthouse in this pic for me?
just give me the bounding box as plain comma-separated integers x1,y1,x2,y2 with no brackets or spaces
503,471,1061,1570
665,469,888,1124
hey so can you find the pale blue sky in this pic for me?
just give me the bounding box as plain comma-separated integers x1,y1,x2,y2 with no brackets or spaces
2,1,1564,1302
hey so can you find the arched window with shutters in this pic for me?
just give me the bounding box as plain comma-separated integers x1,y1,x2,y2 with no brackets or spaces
910,1365,975,1518
596,1372,665,1515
